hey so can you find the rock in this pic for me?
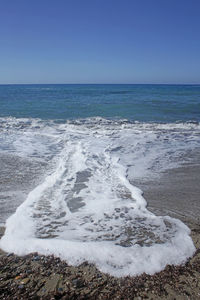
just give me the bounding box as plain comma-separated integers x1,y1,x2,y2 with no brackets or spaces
18,284,24,289
42,274,61,293
20,278,30,285
33,255,41,261
72,278,84,288
6,253,14,257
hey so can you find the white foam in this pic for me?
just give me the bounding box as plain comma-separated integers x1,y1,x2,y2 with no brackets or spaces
0,223,194,277
0,117,198,276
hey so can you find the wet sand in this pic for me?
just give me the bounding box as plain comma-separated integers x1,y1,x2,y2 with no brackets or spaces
0,162,200,299
139,163,200,226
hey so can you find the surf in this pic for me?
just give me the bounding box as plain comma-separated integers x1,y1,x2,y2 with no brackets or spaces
0,117,198,276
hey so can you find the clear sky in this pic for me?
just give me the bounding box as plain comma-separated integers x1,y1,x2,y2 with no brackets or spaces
0,0,200,84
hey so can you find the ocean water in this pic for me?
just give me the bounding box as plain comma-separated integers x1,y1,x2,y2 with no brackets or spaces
0,84,200,276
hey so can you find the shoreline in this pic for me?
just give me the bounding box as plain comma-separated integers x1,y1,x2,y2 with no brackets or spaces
0,223,200,299
0,162,200,299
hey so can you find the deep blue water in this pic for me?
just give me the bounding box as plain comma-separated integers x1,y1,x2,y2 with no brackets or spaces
0,84,200,122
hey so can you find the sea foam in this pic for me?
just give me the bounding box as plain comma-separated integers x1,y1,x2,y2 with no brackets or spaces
0,117,198,276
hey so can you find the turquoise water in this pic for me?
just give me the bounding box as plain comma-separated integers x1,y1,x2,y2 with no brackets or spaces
0,84,199,122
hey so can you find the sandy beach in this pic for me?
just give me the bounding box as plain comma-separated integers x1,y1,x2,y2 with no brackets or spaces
0,159,200,299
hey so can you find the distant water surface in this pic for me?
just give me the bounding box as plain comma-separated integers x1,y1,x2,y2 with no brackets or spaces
0,84,199,122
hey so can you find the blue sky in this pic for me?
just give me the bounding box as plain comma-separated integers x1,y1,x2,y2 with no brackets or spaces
0,0,200,84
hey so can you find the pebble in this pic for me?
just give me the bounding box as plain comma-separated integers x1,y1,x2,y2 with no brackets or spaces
72,278,84,288
33,255,41,261
18,285,24,289
6,253,14,257
20,278,30,285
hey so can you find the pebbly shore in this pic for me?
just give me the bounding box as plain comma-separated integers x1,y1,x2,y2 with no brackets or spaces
0,223,200,300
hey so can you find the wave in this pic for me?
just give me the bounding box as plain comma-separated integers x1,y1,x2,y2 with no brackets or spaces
0,116,199,276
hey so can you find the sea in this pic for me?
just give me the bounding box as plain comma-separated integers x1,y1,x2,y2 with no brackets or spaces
0,84,200,276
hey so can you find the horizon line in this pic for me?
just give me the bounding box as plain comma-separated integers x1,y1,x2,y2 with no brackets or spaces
0,83,199,86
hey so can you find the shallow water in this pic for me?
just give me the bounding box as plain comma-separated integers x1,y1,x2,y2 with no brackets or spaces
0,117,199,276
